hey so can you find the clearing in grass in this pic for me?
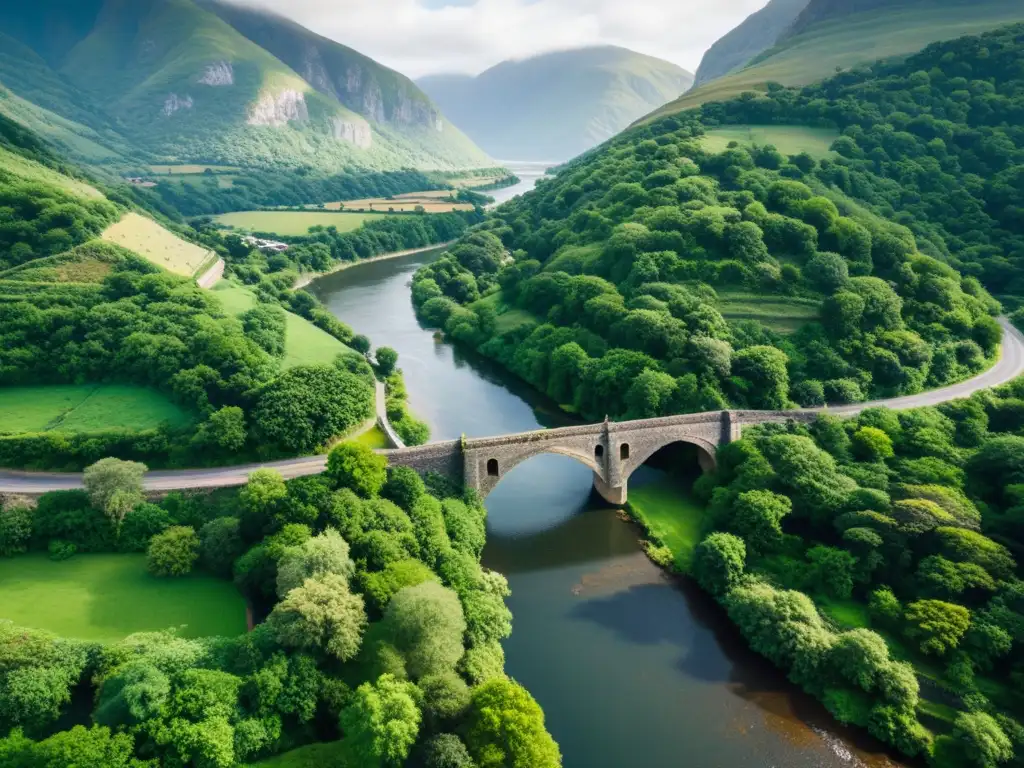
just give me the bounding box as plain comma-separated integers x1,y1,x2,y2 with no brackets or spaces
102,212,213,276
701,126,838,158
0,553,247,641
627,475,706,573
214,210,389,236
354,425,389,450
716,291,821,334
0,384,194,434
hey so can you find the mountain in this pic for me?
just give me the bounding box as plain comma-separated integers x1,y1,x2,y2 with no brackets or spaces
0,0,491,171
646,0,1024,121
692,0,810,87
417,46,693,161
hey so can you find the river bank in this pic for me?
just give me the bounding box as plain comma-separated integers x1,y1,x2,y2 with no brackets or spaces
292,240,456,289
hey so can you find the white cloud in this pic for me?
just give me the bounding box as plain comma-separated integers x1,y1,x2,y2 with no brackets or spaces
229,0,770,78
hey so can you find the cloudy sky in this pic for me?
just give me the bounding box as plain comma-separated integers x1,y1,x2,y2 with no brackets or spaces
233,0,770,79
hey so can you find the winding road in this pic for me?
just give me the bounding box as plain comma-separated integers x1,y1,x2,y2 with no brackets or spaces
2,318,1022,495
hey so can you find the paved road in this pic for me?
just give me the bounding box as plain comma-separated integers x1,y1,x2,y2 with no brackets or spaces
2,317,1022,495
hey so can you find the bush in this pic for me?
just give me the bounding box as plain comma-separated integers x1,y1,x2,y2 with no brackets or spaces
199,517,244,577
146,526,200,577
694,533,746,597
47,539,77,561
0,499,33,556
32,490,114,552
117,504,171,552
326,443,387,498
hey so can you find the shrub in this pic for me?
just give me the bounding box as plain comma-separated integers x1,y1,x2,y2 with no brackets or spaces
694,533,746,597
0,499,33,556
48,539,77,561
117,504,171,552
326,443,387,497
146,526,200,577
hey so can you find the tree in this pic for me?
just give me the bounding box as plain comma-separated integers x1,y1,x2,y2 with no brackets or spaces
0,725,138,768
465,678,561,768
147,526,199,577
694,533,746,597
252,365,374,453
117,503,171,553
731,490,791,554
198,517,243,578
381,582,466,680
199,406,247,452
268,572,367,662
852,427,894,462
805,251,849,292
376,347,399,377
442,499,485,558
421,733,474,768
904,600,971,656
419,671,471,730
0,499,33,557
276,528,355,598
359,559,438,616
326,443,388,497
382,467,426,512
339,674,421,768
933,712,1013,768
732,346,790,409
806,545,857,599
82,458,147,529
240,470,287,521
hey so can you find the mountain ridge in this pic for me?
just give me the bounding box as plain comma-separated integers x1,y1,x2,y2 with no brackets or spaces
0,0,492,171
418,45,693,161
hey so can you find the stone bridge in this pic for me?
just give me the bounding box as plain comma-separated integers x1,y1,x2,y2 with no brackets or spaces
385,409,815,505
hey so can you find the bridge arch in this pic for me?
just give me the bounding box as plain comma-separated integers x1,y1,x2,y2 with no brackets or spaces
470,444,605,499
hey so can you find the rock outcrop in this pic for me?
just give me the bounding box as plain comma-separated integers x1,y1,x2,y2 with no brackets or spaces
163,93,194,116
198,61,234,86
330,117,372,149
247,89,308,127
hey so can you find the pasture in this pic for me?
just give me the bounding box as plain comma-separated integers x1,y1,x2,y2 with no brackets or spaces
0,384,193,434
716,291,821,334
213,281,351,368
319,190,474,213
102,212,213,276
0,145,104,199
214,210,388,236
0,554,247,641
701,126,838,158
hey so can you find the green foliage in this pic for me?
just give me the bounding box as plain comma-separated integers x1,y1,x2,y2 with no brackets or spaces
275,528,355,598
0,499,33,557
853,427,894,462
117,503,171,553
147,526,200,577
198,517,243,578
82,458,147,530
267,572,367,662
465,678,562,768
421,733,474,768
693,532,746,597
339,674,421,768
327,443,388,498
358,559,438,616
904,600,971,657
381,582,466,680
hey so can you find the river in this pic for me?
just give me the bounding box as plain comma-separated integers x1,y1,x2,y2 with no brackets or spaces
310,215,903,768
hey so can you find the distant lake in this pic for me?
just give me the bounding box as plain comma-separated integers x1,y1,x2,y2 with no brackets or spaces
488,160,553,206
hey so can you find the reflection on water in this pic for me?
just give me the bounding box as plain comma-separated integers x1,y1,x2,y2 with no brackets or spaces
312,251,904,768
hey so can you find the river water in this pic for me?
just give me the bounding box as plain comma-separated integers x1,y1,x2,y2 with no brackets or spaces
311,184,903,768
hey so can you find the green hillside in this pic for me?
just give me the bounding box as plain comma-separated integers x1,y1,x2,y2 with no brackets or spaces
691,0,810,87
418,46,693,161
0,0,492,171
201,0,490,170
648,0,1024,119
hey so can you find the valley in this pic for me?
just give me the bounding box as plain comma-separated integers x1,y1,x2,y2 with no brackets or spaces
2,3,1024,767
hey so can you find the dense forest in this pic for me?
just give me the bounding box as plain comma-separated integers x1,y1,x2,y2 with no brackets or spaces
0,446,560,766
693,382,1024,764
411,131,1000,420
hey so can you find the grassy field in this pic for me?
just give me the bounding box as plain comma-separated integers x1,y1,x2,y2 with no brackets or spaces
213,281,351,368
250,741,347,768
0,384,193,434
354,425,389,449
102,212,213,276
645,0,1024,119
702,126,838,158
717,291,821,334
215,210,389,236
0,554,246,641
816,596,871,630
319,196,473,213
0,249,116,284
627,476,706,573
0,145,104,199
